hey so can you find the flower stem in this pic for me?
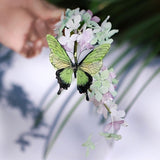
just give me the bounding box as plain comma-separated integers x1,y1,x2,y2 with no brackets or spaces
104,104,111,114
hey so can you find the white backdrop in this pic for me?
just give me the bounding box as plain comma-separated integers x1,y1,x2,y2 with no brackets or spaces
0,47,160,160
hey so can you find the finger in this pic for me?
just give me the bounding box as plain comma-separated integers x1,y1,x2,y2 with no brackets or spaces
41,37,49,47
20,41,34,58
28,24,39,42
28,0,64,20
34,39,43,55
20,39,43,58
0,7,37,56
45,18,60,31
34,18,48,38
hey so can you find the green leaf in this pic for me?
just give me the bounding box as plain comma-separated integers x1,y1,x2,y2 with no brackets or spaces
82,135,95,157
100,132,122,141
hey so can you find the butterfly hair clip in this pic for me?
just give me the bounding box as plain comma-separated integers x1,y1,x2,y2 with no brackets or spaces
47,34,110,100
46,8,118,100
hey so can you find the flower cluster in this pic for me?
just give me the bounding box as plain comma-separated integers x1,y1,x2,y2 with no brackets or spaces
55,8,118,55
54,8,126,139
89,66,127,133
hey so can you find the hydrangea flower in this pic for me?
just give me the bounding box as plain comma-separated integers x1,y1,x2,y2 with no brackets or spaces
58,28,78,52
89,67,118,103
66,15,81,31
54,8,118,55
89,66,126,133
77,28,94,52
52,8,126,140
87,10,100,23
91,16,119,45
104,120,125,131
104,103,127,132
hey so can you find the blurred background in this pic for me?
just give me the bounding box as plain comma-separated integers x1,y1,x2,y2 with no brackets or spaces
0,0,160,160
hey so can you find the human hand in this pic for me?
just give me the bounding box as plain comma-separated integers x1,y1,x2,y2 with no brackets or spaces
0,0,64,57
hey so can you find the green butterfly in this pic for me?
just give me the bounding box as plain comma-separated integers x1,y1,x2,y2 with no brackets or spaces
46,34,110,100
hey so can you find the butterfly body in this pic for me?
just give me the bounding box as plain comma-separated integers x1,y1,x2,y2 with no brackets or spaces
46,34,110,100
71,63,78,78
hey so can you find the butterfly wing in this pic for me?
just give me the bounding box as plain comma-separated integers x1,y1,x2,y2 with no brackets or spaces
76,69,92,101
46,34,73,94
56,67,73,94
46,34,72,69
77,43,110,100
79,43,110,75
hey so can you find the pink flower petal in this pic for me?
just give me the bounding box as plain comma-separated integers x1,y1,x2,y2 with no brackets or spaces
102,92,113,101
113,120,124,130
101,66,107,71
87,10,93,16
104,123,112,132
104,120,124,132
91,16,100,23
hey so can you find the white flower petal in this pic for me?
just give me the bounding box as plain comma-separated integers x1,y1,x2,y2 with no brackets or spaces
108,29,119,38
74,8,80,15
66,19,73,28
117,110,125,118
67,41,74,50
105,39,113,44
65,28,71,37
70,34,78,41
74,15,81,23
58,36,67,45
122,121,128,127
